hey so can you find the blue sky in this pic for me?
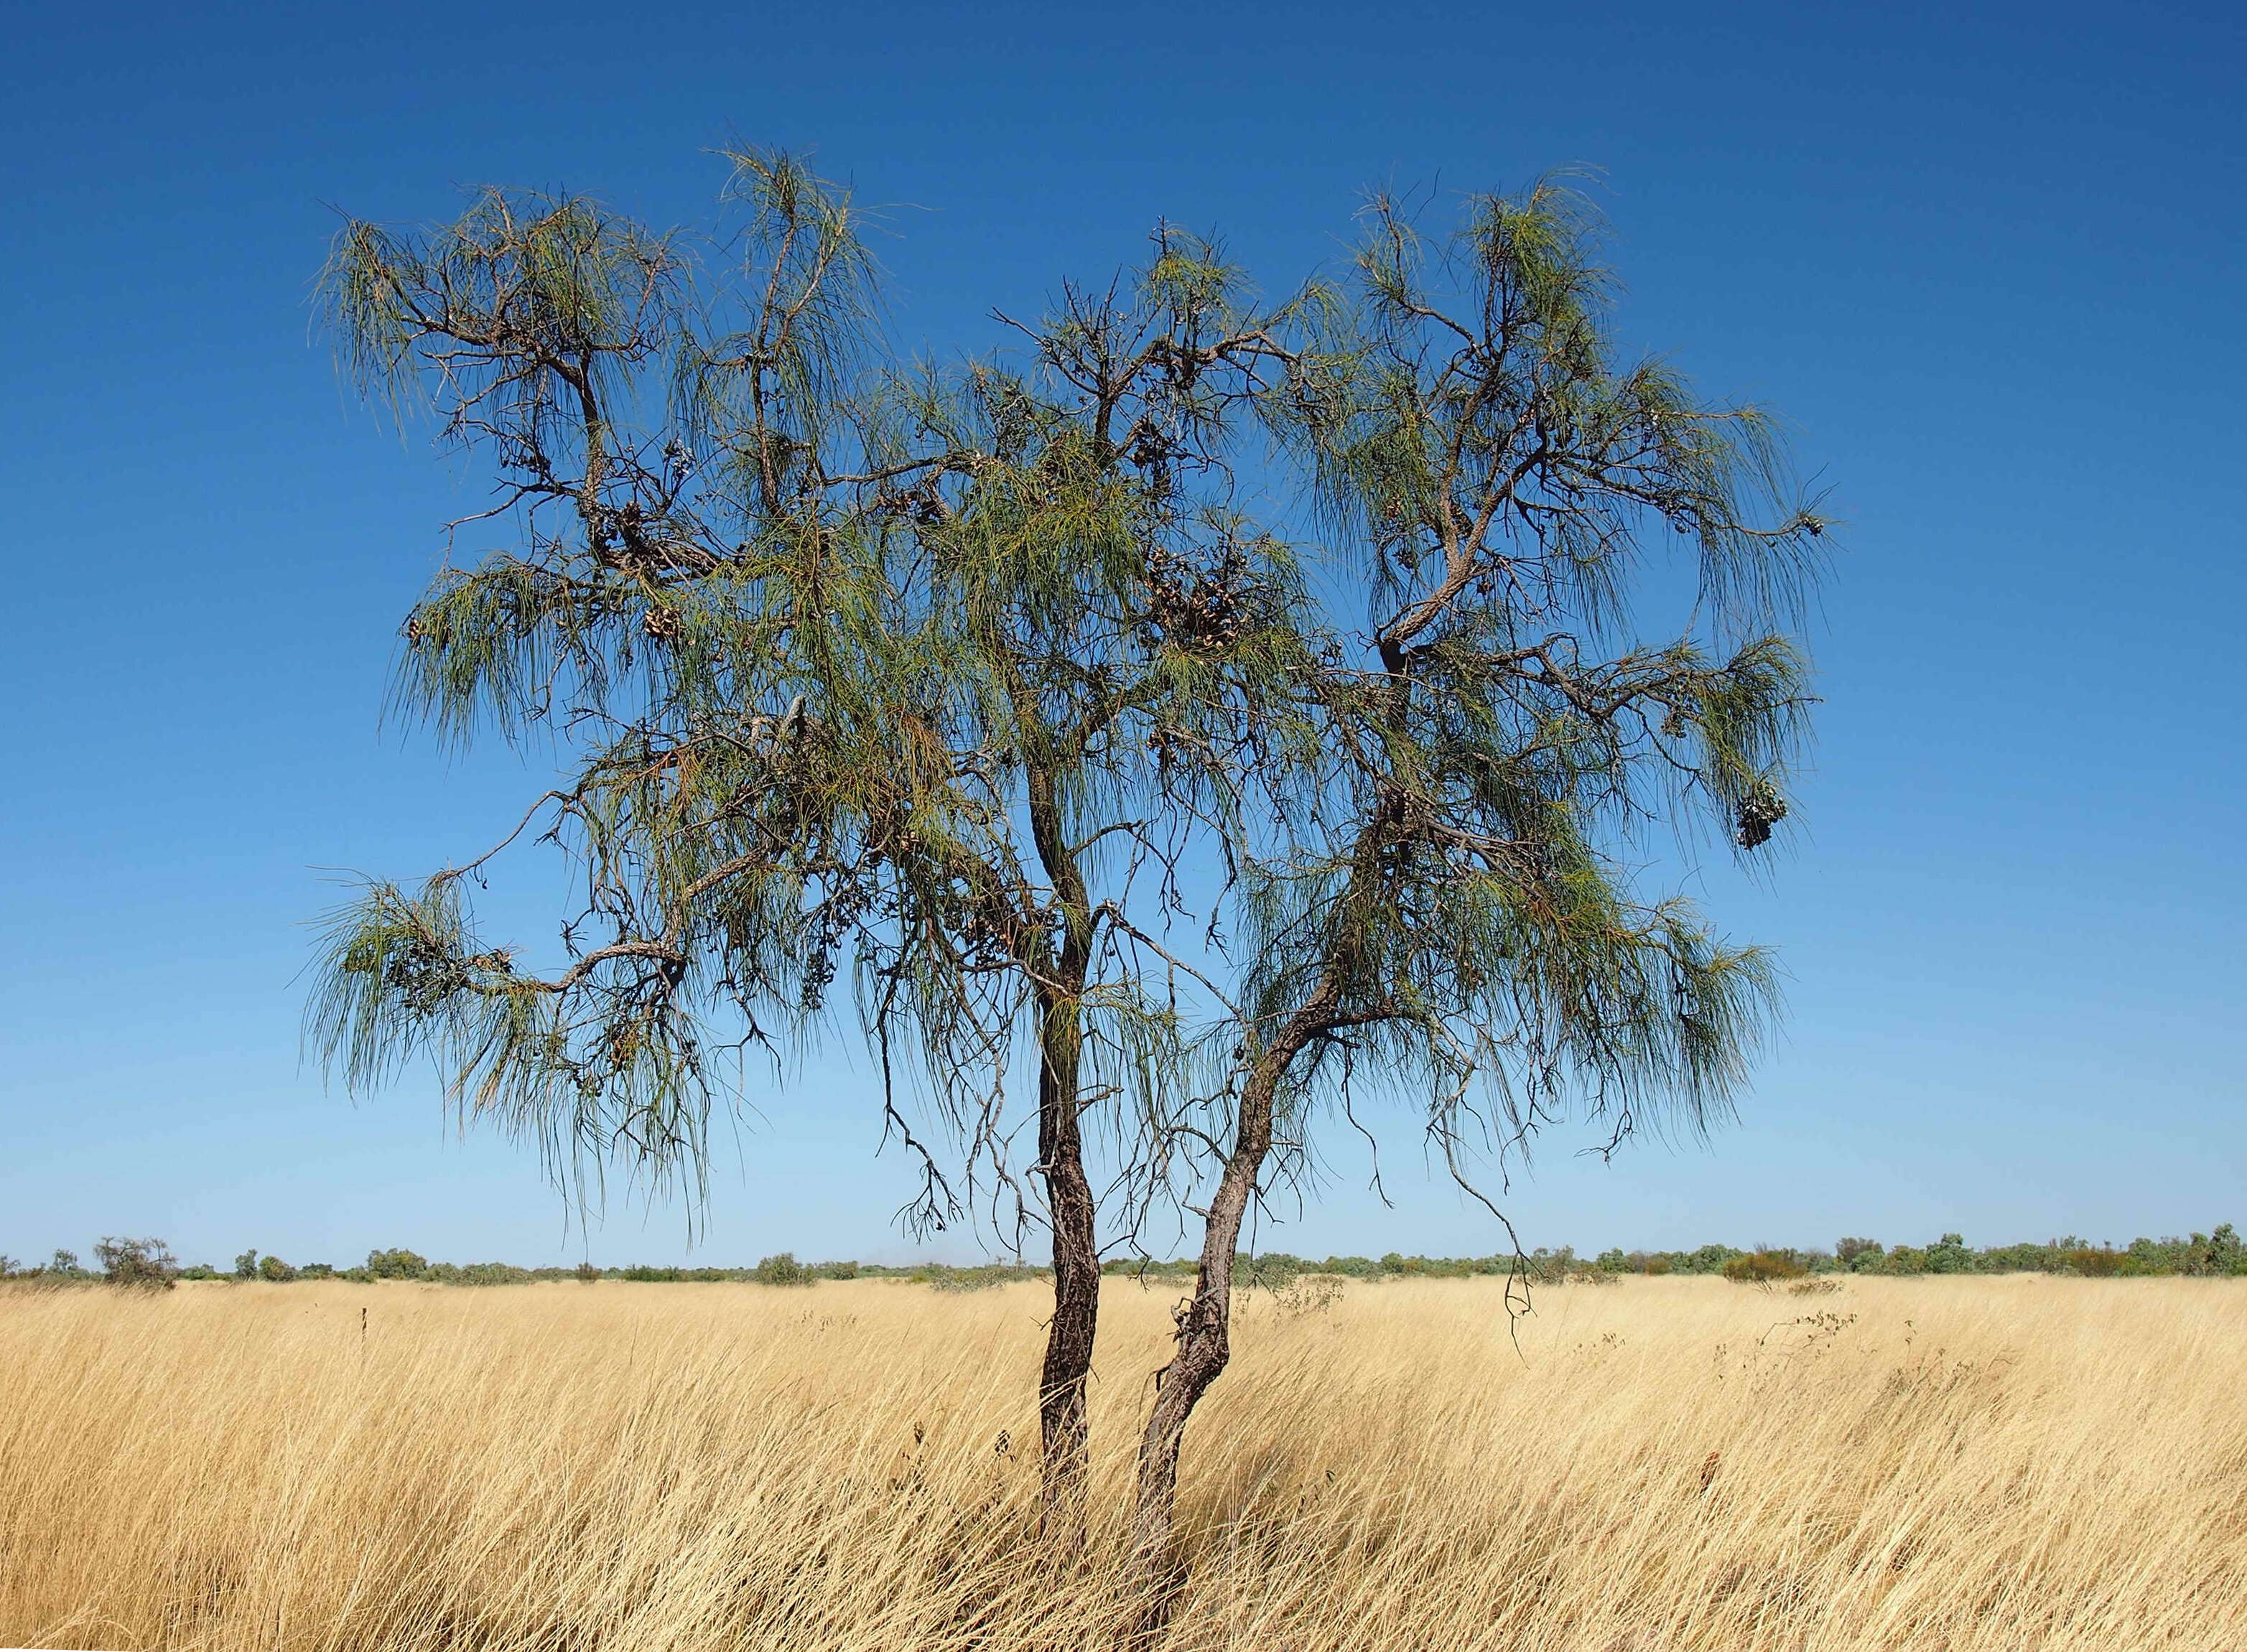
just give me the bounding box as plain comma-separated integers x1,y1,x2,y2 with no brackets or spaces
2,0,2241,1269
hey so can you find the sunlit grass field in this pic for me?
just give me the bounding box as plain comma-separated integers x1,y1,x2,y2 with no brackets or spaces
3,1273,2241,1650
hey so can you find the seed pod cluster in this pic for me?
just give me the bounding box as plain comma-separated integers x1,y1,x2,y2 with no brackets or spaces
1735,779,1787,850
1145,544,1253,655
378,937,471,1014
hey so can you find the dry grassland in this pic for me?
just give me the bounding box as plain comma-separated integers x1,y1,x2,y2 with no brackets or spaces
2,1273,2242,1651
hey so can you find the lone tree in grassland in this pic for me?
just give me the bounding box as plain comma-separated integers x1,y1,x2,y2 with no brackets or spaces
307,150,1823,1564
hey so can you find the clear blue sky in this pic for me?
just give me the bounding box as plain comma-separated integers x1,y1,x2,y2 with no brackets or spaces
3,0,2241,1269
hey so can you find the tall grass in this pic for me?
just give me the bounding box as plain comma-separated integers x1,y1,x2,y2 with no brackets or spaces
2,1275,2241,1649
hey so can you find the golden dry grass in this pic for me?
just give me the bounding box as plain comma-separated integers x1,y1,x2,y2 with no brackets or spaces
2,1273,2242,1651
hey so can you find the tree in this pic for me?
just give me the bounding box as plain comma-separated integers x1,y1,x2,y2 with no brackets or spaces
365,1247,429,1279
308,149,1314,1521
307,153,1823,1572
93,1236,180,1289
1122,181,1822,1568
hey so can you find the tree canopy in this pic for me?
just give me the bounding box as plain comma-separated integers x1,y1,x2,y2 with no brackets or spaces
309,149,1825,1559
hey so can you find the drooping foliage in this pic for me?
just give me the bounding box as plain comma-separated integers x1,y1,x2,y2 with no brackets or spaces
1125,179,1825,1561
1227,179,1824,1182
307,153,1828,1544
310,155,1308,1226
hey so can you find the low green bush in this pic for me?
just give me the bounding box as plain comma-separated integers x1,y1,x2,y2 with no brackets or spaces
753,1253,815,1287
1723,1251,1805,1283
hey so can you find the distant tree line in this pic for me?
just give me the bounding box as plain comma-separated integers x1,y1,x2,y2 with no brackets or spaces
5,1227,2242,1290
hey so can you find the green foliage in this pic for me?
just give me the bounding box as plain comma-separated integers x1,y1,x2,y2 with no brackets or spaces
2185,1223,2245,1276
1722,1251,1805,1283
1239,1253,1307,1292
304,151,1828,1291
424,1261,536,1286
366,1248,429,1280
921,1264,1036,1292
1836,1236,1883,1270
233,1249,259,1280
752,1252,814,1287
258,1254,298,1283
1925,1233,1973,1274
94,1236,179,1290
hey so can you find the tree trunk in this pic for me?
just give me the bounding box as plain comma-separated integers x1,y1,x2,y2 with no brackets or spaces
1127,1056,1283,1566
1036,985,1101,1531
1024,755,1102,1533
1130,964,1346,1586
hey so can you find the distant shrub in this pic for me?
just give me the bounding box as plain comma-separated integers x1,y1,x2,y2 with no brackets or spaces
2063,1246,2123,1277
1520,1247,1583,1284
299,1263,336,1280
919,1264,1036,1292
424,1261,533,1287
1723,1251,1805,1284
1978,1241,2056,1274
1925,1233,1975,1274
1644,1256,1673,1276
233,1249,260,1281
1242,1254,1307,1292
816,1260,860,1280
575,1261,600,1283
1684,1245,1747,1275
366,1249,429,1280
1272,1274,1346,1315
259,1254,298,1283
94,1236,179,1290
753,1253,814,1287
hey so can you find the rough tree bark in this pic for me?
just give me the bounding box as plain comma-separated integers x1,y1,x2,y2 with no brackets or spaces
1129,981,1339,1566
1027,760,1102,1529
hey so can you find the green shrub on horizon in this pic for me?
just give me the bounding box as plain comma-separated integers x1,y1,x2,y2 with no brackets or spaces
753,1253,815,1287
95,1237,179,1290
366,1249,429,1280
1723,1251,1805,1283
